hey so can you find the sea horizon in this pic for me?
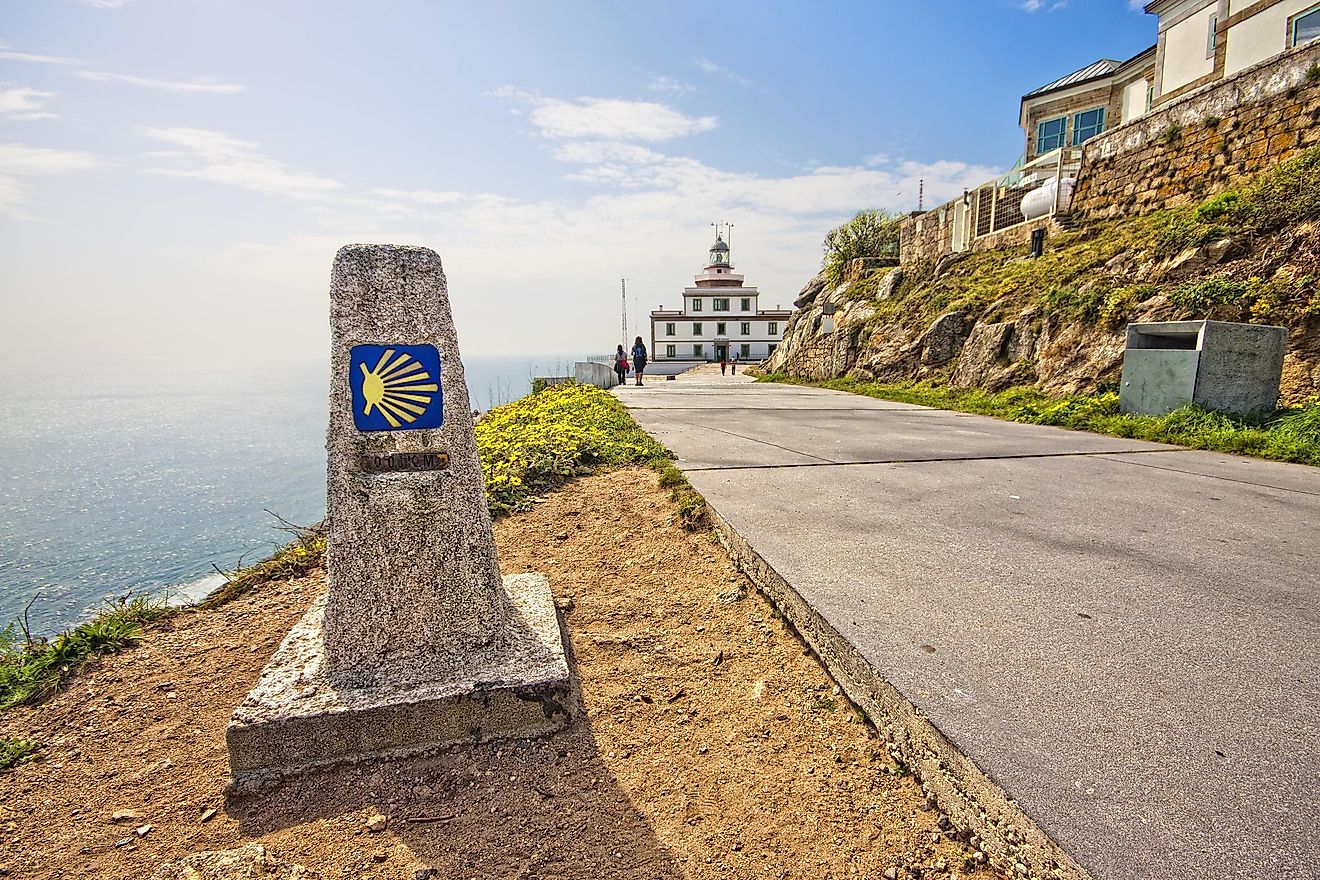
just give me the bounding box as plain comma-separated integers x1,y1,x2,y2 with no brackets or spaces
0,350,589,636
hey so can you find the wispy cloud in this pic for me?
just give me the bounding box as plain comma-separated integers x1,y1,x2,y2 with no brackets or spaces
692,58,758,89
0,86,57,120
1128,0,1147,9
77,70,244,94
0,142,105,219
0,43,84,65
140,128,343,199
369,188,466,205
73,0,135,8
1020,0,1043,10
494,88,717,142
647,75,693,95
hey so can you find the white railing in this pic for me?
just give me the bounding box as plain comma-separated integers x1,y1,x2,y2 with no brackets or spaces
964,148,1081,242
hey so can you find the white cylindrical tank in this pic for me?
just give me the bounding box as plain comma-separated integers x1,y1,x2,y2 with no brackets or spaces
1020,177,1075,220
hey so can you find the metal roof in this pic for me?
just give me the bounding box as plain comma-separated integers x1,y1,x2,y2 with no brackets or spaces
710,237,729,251
1023,59,1122,99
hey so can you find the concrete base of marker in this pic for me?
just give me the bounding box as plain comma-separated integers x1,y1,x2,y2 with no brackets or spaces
225,573,571,790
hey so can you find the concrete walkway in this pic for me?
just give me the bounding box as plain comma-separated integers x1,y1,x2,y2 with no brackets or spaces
615,371,1320,880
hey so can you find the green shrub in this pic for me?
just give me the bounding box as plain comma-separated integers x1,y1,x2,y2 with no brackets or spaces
1154,211,1222,257
1042,285,1107,322
0,594,171,710
1184,146,1320,235
476,383,671,516
1099,285,1156,327
1169,277,1251,312
0,737,40,772
822,210,902,288
1194,191,1239,223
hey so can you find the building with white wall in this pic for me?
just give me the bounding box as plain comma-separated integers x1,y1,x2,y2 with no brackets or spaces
1019,48,1158,168
648,233,791,374
1148,0,1320,103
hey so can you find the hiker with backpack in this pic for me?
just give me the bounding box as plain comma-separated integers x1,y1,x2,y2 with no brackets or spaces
631,336,648,386
613,344,628,386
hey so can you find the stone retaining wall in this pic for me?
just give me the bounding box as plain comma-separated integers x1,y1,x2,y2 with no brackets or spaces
899,201,1055,267
1071,40,1320,221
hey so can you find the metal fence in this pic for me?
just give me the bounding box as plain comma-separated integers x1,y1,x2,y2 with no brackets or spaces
968,148,1081,240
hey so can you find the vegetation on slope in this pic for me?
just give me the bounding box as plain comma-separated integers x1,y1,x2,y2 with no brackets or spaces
822,209,902,288
0,595,173,711
0,737,40,771
867,147,1320,331
477,382,669,515
0,382,689,739
478,382,707,529
759,374,1320,467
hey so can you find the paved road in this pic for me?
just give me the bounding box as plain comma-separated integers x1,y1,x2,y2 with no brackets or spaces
617,370,1319,880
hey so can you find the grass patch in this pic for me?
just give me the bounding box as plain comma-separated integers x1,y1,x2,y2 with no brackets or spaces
0,594,173,711
2,519,325,711
197,526,325,610
758,374,1320,467
1160,145,1320,254
872,147,1320,330
478,382,709,529
0,737,40,771
477,382,672,517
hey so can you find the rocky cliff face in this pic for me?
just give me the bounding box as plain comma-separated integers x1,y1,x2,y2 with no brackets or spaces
766,230,1320,404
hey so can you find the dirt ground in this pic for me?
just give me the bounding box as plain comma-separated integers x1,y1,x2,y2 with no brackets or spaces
0,466,1001,880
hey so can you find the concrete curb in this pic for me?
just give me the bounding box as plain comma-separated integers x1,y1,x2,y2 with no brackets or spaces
706,504,1094,880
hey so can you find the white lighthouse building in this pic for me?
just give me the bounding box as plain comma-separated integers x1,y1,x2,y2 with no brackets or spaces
648,230,791,374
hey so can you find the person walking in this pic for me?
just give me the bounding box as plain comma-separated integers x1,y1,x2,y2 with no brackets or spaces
720,355,727,376
613,344,628,386
631,336,648,386
731,352,739,375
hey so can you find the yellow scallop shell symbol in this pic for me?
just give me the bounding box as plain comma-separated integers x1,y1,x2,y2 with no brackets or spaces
359,349,439,428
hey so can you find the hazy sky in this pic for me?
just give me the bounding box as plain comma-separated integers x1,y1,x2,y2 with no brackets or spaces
1,0,1154,362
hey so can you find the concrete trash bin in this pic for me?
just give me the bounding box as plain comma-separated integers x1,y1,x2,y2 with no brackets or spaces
1118,320,1286,417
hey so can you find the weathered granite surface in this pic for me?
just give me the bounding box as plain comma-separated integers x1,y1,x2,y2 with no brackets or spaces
226,244,572,785
323,244,507,687
227,573,570,784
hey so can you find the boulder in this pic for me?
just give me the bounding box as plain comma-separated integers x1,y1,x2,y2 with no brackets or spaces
1156,238,1243,280
1009,309,1042,363
1206,237,1245,264
875,267,904,302
951,322,1014,388
920,311,973,365
793,274,828,309
931,252,969,282
856,342,920,382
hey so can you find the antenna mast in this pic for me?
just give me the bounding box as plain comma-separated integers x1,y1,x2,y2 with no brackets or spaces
621,278,627,346
918,179,925,212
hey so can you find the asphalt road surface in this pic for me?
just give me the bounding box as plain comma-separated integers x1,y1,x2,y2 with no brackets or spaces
618,370,1319,880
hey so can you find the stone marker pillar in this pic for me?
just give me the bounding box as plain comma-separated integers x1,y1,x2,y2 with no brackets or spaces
226,245,572,786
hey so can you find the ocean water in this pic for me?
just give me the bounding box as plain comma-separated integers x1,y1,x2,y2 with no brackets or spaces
0,352,583,636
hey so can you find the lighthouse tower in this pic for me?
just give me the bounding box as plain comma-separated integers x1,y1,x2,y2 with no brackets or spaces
646,226,792,373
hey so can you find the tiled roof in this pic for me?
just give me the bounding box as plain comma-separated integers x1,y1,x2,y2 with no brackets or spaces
1023,59,1122,99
